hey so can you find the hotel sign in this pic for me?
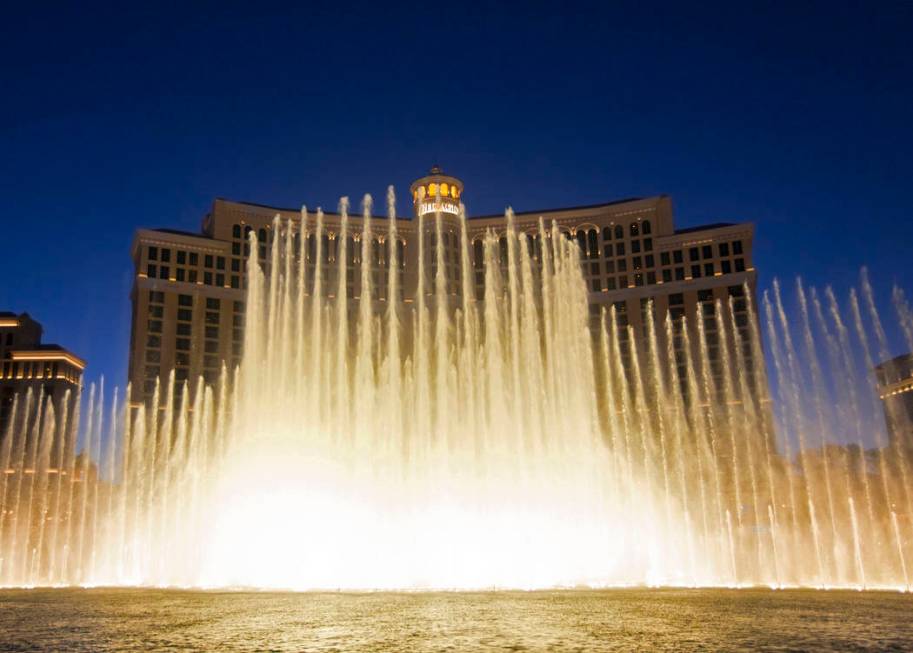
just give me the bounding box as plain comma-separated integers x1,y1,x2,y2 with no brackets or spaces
418,200,460,216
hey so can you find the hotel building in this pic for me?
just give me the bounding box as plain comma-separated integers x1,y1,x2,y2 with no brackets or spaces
875,353,913,450
0,312,85,434
128,167,760,407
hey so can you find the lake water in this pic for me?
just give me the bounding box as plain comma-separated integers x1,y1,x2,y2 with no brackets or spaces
1,588,911,651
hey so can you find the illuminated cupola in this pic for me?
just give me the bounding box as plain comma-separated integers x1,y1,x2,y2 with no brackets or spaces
409,165,464,218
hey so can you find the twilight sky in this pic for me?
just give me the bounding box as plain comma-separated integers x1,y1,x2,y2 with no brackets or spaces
2,2,912,386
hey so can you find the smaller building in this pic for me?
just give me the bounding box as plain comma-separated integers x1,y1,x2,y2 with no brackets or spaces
0,312,85,434
875,353,913,450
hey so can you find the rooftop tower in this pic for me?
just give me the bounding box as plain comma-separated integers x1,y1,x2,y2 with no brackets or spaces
409,165,464,218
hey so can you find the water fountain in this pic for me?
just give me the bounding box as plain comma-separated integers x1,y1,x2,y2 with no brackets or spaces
0,188,911,590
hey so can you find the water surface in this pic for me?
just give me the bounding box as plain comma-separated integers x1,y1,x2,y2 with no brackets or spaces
1,588,911,651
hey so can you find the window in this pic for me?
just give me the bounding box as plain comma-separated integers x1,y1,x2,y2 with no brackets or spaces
602,226,612,241
632,240,641,254
233,224,242,238
206,311,219,325
149,305,164,318
735,258,745,272
647,271,656,285
619,275,628,287
177,309,192,321
634,273,644,287
189,252,199,266
603,244,613,258
231,258,240,272
587,230,598,259
616,242,625,256
633,256,642,270
159,266,169,279
176,338,191,351
232,242,241,256
675,267,685,281
258,228,267,243
662,269,672,283
617,259,627,272
645,255,654,268
189,270,198,283
179,294,192,306
728,285,745,297
591,279,601,292
691,265,701,278
614,225,623,239
689,247,699,261
206,326,219,339
234,301,245,313
704,263,714,276
205,255,214,268
644,238,652,251
148,320,162,333
673,250,683,264
630,223,639,237
660,252,670,266
204,272,213,285
719,242,730,257
175,354,190,367
150,291,164,303
733,240,743,255
177,323,191,336
605,261,615,274
148,246,158,261
177,251,186,265
205,340,219,353
670,293,684,306
146,350,161,363
590,262,600,275
147,264,156,278
698,289,713,302
721,260,732,274
606,278,616,290
161,249,171,263
176,269,185,282
216,273,225,286
206,298,220,310
146,335,161,348
231,276,240,289
642,220,652,235
204,355,219,368
217,256,225,270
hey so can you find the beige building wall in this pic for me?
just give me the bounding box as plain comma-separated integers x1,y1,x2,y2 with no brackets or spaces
128,172,761,410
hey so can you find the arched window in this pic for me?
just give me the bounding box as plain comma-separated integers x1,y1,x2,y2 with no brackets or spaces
614,225,623,239
499,236,508,265
473,240,484,269
602,226,612,242
587,229,598,259
258,228,267,243
642,219,652,235
630,222,639,237
576,230,587,256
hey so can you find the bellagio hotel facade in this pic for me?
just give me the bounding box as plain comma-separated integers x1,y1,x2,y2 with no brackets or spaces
128,167,759,406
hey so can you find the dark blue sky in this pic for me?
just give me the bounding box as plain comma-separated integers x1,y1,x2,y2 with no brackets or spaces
2,2,912,386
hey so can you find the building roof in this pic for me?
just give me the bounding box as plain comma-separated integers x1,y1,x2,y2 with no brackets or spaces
151,227,210,239
468,197,646,221
673,222,737,235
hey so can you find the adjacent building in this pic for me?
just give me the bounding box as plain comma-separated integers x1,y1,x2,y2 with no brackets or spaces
875,353,913,450
0,311,85,435
128,167,760,408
